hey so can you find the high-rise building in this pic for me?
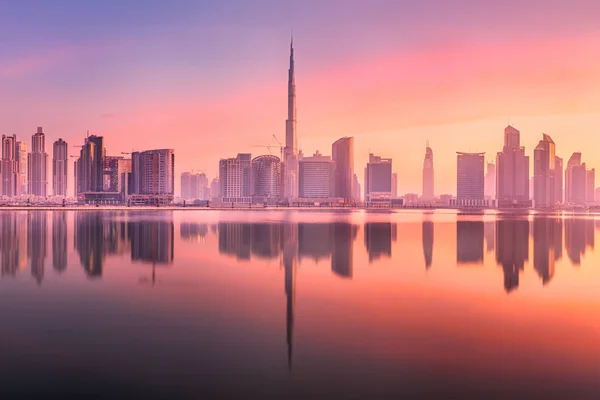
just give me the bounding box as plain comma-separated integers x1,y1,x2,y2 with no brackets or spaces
186,172,209,200
353,174,361,202
16,141,27,196
364,153,392,202
587,169,595,203
1,134,18,197
219,153,252,203
565,152,591,205
484,161,496,199
52,138,68,196
496,125,530,208
298,151,335,199
252,155,282,202
210,178,220,201
392,173,398,199
283,38,299,199
533,134,556,208
130,149,175,203
456,152,485,206
555,156,563,204
180,172,191,199
27,127,48,197
76,134,105,194
331,137,354,201
422,142,434,200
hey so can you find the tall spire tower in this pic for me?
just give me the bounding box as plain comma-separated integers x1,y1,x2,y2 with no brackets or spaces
283,36,299,199
286,36,297,154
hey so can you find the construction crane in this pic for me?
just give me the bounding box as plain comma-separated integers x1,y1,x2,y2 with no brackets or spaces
251,145,275,155
272,134,284,160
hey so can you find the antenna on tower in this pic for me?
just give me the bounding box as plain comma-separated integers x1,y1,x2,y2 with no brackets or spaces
426,140,429,148
86,130,89,138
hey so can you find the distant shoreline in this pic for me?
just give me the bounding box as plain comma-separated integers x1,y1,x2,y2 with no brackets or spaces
0,205,596,214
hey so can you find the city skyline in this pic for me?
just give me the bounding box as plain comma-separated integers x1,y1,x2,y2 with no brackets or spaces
2,2,600,196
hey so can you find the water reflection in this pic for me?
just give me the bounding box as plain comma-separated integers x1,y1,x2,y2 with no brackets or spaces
1,212,599,293
52,212,67,274
28,212,47,285
1,211,600,397
565,219,594,265
422,220,433,269
456,221,484,265
364,222,397,262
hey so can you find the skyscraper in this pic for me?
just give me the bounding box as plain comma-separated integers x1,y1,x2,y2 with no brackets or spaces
587,169,595,203
130,149,175,203
364,153,392,203
52,138,68,196
555,156,563,204
392,172,398,199
484,161,496,199
27,127,48,197
283,38,298,200
422,142,434,200
180,172,191,199
219,153,252,203
1,134,18,197
533,134,556,208
353,174,361,201
456,152,485,206
252,155,282,202
16,141,27,196
298,151,335,199
76,134,104,194
331,137,354,201
496,125,530,208
565,152,589,205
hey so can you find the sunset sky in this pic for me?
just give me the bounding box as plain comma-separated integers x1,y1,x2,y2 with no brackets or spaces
2,0,600,196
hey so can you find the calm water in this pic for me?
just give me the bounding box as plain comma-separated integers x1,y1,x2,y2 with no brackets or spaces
1,209,599,399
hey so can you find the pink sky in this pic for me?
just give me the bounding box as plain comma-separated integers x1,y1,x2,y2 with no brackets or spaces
2,1,600,196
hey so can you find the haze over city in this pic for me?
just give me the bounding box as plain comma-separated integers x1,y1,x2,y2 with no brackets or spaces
3,1,600,196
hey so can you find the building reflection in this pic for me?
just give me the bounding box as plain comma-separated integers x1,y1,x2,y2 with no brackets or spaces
299,223,332,262
422,220,433,269
496,219,529,293
282,222,297,370
565,218,594,265
364,222,397,262
75,213,109,278
1,213,21,277
484,221,495,253
130,220,174,265
28,212,47,285
180,223,208,242
251,224,283,259
456,221,484,265
218,223,251,260
331,223,358,278
74,212,132,278
532,218,562,285
52,212,68,273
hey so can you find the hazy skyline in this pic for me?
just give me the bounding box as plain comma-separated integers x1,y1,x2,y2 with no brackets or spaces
2,1,600,195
